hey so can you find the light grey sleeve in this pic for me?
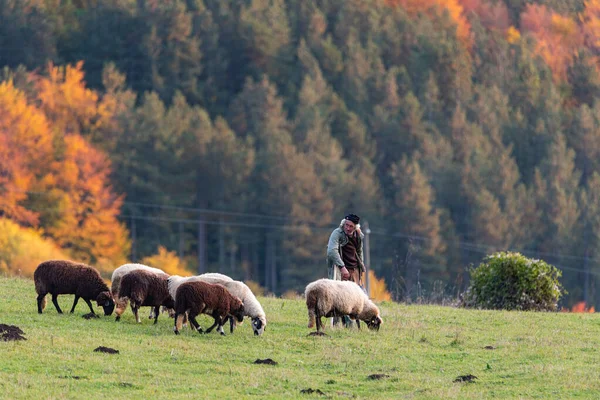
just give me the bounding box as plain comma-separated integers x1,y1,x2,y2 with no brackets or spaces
327,229,345,268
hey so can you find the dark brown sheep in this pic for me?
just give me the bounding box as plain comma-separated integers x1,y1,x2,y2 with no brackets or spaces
116,269,174,324
34,260,115,316
173,281,244,336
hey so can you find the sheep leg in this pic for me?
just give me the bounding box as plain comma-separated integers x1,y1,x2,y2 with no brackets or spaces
174,313,185,334
228,316,235,334
217,317,226,336
69,295,80,313
188,315,203,334
37,294,47,314
52,294,63,314
204,313,220,334
153,306,160,325
316,311,323,333
84,298,95,314
132,303,141,323
355,318,361,330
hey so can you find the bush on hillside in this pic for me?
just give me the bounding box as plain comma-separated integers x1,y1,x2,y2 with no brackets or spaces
462,251,565,311
140,246,193,276
0,218,69,277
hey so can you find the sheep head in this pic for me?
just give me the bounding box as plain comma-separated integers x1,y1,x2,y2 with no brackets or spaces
96,291,115,316
252,316,266,336
366,314,383,331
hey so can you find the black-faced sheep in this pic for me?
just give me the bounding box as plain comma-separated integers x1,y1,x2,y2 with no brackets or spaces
168,275,266,335
111,263,171,319
34,260,115,316
116,269,175,324
198,273,267,336
173,281,244,336
304,278,382,333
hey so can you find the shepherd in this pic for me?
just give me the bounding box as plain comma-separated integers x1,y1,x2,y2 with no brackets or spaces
326,213,365,327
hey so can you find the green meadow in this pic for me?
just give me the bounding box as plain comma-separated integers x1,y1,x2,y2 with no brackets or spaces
1,275,599,399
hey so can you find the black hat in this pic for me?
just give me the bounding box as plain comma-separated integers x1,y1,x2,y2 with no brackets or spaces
345,214,360,224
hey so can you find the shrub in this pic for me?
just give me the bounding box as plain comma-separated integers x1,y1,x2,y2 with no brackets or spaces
462,251,565,311
140,246,193,276
368,270,392,302
244,280,266,297
0,218,69,277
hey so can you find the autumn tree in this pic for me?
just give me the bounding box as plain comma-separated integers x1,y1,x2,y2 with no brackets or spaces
0,80,53,225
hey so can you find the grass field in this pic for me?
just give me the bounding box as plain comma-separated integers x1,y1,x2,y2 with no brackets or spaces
1,275,600,399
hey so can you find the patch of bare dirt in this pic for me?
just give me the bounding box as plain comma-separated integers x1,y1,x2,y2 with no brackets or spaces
300,388,325,396
367,374,390,380
82,313,99,320
454,374,478,383
254,358,278,365
308,331,328,337
94,346,119,354
0,324,26,341
484,345,495,350
59,376,86,380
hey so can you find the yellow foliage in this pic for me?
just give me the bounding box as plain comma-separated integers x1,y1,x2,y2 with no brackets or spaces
281,290,301,300
45,134,130,267
506,26,521,44
0,80,53,225
244,280,266,297
521,4,583,81
35,62,116,137
386,0,472,47
581,0,600,48
141,246,193,277
368,269,392,302
551,14,578,37
0,218,69,277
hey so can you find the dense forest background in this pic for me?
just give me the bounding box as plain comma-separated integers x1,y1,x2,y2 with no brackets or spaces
2,0,600,307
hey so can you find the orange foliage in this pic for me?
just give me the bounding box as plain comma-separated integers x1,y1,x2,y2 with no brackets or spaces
35,62,115,137
506,26,522,44
0,218,69,277
0,81,53,225
569,301,596,312
580,0,600,49
459,0,510,31
368,269,392,302
141,246,192,277
385,0,472,47
45,134,130,267
521,4,584,81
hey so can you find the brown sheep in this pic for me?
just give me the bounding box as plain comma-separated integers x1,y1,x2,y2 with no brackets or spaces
34,260,115,316
173,281,244,336
116,269,174,324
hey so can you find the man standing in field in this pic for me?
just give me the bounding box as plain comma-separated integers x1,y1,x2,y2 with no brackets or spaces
326,213,365,327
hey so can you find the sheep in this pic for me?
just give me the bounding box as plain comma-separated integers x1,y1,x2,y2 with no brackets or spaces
168,274,266,335
34,260,115,316
198,273,267,336
116,269,175,324
173,280,244,336
111,263,171,319
304,278,382,333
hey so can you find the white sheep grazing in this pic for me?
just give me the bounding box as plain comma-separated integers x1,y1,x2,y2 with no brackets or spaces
198,274,267,336
304,278,382,333
168,274,266,336
111,263,169,319
198,272,234,281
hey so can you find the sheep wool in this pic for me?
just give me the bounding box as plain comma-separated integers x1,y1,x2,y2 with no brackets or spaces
173,280,244,336
198,274,267,336
111,263,169,318
304,278,382,333
116,269,174,324
34,260,115,316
